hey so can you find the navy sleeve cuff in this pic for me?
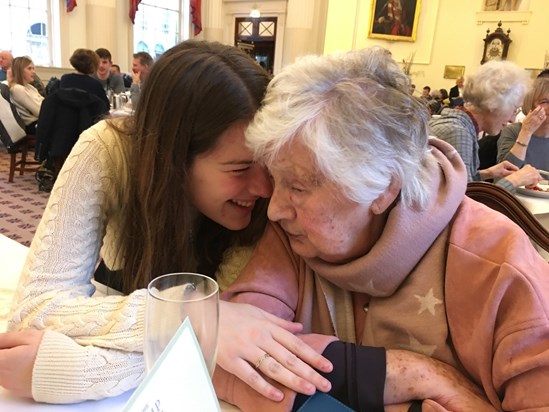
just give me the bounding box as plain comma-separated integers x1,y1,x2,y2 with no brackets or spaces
293,342,386,412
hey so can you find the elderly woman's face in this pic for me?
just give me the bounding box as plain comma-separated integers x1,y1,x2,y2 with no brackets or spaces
483,103,521,135
267,139,380,263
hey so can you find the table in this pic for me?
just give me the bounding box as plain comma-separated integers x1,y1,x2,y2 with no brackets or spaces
515,192,549,260
0,234,238,411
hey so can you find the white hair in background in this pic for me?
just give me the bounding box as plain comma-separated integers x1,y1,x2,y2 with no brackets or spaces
463,60,531,113
246,46,436,209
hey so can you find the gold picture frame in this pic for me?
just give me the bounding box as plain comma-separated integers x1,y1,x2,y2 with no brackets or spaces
368,0,421,42
525,68,543,79
443,65,465,79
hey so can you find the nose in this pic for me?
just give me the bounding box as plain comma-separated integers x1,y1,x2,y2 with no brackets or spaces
267,185,295,222
248,164,273,199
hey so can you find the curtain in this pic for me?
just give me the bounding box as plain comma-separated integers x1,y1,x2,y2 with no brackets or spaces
66,0,77,12
129,0,142,24
191,0,202,35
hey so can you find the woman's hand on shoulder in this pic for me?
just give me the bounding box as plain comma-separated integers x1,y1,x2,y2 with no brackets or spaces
0,329,45,398
217,301,333,402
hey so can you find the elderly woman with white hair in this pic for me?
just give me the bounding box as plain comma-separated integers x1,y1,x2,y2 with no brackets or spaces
429,60,542,192
214,47,549,411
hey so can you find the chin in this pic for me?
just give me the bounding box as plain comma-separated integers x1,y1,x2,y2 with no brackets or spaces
221,217,251,231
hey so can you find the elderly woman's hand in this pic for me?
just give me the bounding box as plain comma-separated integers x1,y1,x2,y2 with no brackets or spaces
481,160,519,180
216,301,332,402
0,329,44,398
505,164,542,188
385,350,496,412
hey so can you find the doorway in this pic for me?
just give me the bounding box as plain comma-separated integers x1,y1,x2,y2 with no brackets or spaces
234,17,277,74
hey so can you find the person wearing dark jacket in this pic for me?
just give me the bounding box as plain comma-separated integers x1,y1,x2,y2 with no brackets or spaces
59,48,109,108
36,87,108,164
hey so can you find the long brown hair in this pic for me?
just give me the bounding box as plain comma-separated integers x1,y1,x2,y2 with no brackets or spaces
9,56,33,87
117,40,270,294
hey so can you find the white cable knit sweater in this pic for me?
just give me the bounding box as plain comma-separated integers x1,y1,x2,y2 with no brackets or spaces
8,120,146,403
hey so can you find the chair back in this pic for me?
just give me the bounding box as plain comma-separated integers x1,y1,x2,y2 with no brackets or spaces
0,83,27,151
466,181,549,253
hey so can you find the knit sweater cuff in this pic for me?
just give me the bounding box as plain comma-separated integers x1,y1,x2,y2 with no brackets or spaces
495,178,516,194
33,329,144,404
503,152,523,168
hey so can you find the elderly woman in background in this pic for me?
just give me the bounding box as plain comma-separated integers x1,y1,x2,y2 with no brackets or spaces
215,47,549,411
497,77,549,171
429,60,542,192
8,56,44,133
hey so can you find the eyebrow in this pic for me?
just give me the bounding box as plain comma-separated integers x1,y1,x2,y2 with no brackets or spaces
219,160,254,166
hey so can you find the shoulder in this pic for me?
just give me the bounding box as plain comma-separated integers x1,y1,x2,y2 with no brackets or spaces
109,73,123,84
430,112,474,141
9,83,24,94
448,197,546,269
501,122,521,137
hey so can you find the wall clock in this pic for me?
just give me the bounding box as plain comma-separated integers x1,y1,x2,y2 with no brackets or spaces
481,21,512,64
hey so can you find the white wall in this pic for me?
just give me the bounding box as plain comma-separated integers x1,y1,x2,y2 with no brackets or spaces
323,0,548,92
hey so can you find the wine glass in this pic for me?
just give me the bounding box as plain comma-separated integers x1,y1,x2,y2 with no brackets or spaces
144,272,219,376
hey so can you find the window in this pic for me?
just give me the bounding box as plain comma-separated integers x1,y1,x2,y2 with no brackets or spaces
133,0,190,60
0,0,59,66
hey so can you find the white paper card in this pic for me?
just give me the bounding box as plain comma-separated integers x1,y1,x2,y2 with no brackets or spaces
123,317,220,412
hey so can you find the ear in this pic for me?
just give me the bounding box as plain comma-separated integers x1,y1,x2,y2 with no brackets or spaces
371,178,401,215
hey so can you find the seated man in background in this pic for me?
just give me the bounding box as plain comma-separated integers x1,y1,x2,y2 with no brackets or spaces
0,50,11,81
215,46,549,411
449,76,464,100
429,60,542,192
93,48,125,94
110,64,121,76
130,51,153,109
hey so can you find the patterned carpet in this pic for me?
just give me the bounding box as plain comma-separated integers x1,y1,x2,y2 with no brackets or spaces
0,145,50,246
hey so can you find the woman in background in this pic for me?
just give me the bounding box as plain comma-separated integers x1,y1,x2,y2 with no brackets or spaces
497,77,549,171
429,60,541,192
8,56,43,133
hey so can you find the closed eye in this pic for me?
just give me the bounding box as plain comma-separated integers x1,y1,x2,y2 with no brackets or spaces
230,166,251,174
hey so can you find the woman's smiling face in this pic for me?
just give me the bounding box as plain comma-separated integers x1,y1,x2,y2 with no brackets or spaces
189,122,272,231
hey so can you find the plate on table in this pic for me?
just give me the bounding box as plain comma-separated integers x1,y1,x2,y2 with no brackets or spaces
517,183,549,199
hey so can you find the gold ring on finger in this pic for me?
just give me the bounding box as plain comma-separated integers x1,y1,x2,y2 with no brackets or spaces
254,353,271,369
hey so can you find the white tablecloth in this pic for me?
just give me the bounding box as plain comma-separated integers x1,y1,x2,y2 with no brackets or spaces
515,192,549,260
0,234,238,411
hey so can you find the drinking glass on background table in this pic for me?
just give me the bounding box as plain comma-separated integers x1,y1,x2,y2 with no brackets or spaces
145,272,219,375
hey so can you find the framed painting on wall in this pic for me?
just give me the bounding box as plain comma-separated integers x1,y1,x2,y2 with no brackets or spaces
368,0,421,42
444,65,465,79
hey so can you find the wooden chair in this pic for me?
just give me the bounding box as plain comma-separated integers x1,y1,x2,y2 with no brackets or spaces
7,135,40,182
0,83,40,182
466,181,549,253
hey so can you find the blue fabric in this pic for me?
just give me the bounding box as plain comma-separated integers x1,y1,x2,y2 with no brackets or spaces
297,393,355,412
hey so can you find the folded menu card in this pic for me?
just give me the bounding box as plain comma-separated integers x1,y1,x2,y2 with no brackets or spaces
123,317,220,412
